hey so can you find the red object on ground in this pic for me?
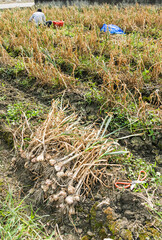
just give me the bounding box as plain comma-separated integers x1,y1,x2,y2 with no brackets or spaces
53,21,64,27
115,170,147,189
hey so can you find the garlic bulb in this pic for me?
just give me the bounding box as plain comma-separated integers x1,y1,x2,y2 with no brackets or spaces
41,184,49,192
58,204,66,214
37,152,44,161
20,152,26,159
52,183,56,190
74,195,80,202
59,203,65,209
24,161,29,168
68,185,75,195
49,159,56,166
31,158,37,163
45,179,52,186
55,164,62,172
59,195,65,203
52,194,59,201
49,195,54,203
67,172,73,177
59,190,67,198
56,171,65,178
69,206,75,215
65,195,74,205
11,157,16,164
46,153,51,160
49,190,54,195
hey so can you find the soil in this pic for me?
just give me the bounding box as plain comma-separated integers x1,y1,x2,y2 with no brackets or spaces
0,76,161,240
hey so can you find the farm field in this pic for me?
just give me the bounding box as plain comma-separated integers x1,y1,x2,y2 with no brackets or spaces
0,4,162,240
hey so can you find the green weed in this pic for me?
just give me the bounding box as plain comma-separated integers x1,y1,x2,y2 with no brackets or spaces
84,82,105,104
6,102,43,125
142,69,151,83
13,60,25,76
0,187,55,239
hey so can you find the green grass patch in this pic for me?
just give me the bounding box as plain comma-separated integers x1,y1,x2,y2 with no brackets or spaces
0,187,55,240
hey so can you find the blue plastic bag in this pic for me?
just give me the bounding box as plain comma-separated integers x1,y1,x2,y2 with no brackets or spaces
100,24,125,34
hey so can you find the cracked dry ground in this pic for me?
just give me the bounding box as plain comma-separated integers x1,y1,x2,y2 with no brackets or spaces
0,77,161,240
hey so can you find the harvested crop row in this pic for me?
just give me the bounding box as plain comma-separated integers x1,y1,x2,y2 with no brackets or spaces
14,100,128,214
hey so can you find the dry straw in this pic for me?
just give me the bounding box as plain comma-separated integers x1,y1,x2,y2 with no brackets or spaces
0,5,161,91
14,100,128,214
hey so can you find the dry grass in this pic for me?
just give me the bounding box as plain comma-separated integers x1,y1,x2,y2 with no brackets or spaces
0,5,161,91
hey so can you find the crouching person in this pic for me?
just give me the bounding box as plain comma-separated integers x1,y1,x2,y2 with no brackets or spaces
29,9,46,26
45,20,53,27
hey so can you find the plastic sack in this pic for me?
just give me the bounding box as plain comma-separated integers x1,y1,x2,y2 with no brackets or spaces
100,24,125,34
53,21,64,27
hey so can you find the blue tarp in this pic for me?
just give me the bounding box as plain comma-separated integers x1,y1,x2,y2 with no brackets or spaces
100,24,125,34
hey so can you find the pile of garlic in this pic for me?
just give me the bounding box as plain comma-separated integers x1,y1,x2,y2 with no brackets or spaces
41,178,80,215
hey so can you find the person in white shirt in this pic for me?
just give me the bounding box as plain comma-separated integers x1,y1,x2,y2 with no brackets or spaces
29,9,46,26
